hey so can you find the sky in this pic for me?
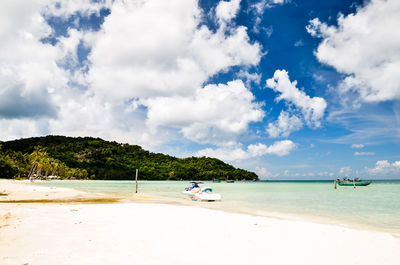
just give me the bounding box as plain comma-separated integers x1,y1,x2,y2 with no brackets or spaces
0,0,400,179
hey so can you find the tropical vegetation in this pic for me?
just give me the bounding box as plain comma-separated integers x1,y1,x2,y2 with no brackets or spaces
0,136,258,181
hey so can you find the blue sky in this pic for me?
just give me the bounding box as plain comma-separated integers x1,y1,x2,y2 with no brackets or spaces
1,0,399,179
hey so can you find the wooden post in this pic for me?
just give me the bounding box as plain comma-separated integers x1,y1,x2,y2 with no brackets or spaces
135,169,138,194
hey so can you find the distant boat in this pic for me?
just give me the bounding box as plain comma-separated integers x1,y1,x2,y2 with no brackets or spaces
335,177,371,188
213,178,221,183
226,176,234,183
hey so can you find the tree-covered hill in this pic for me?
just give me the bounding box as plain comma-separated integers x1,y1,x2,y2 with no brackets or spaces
0,136,258,181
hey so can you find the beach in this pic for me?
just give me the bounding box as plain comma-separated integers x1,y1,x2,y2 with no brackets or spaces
1,179,400,265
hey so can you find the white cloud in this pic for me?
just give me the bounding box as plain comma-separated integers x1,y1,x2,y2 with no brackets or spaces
248,140,296,156
197,146,247,161
307,0,400,103
339,166,351,177
196,140,296,161
237,70,261,86
367,160,400,175
0,0,68,121
249,0,283,35
84,0,262,146
0,0,109,138
216,0,241,23
87,0,203,101
88,0,261,102
271,0,288,3
251,0,266,15
266,69,327,134
0,0,264,151
43,0,113,18
351,144,364,149
354,151,375,156
267,111,302,138
250,0,289,15
0,118,48,141
254,166,276,179
145,80,264,144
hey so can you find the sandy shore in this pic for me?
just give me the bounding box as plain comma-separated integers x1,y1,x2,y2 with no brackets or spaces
0,179,125,203
1,179,400,265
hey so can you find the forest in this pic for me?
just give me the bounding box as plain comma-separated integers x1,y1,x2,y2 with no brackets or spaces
0,136,259,181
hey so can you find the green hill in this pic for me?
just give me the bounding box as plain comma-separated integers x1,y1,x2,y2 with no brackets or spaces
0,135,258,181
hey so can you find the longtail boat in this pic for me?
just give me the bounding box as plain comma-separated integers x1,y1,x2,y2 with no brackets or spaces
334,177,371,188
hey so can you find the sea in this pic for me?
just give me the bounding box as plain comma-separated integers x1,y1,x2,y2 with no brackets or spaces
31,180,400,235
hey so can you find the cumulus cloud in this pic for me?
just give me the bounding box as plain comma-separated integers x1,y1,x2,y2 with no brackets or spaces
267,111,302,138
0,76,57,119
266,70,327,127
87,0,261,102
307,0,400,103
265,69,327,137
0,0,68,121
83,0,263,147
0,0,264,151
196,140,296,161
254,166,276,179
0,0,111,140
216,0,241,23
248,140,296,156
367,160,400,175
351,144,364,149
145,80,264,144
0,118,49,141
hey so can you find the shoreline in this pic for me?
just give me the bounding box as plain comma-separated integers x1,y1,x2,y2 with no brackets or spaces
3,179,399,236
1,179,400,265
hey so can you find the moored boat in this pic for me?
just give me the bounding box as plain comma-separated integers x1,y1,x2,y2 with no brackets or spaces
226,176,234,183
335,177,371,187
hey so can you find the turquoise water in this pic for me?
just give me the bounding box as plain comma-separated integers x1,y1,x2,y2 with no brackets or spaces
32,180,400,234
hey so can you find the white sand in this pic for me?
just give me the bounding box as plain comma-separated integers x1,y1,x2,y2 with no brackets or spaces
0,179,124,203
1,180,400,265
0,179,87,201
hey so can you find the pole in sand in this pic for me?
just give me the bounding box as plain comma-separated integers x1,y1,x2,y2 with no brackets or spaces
135,168,138,193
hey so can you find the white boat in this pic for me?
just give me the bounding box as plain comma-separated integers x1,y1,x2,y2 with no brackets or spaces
182,182,222,201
